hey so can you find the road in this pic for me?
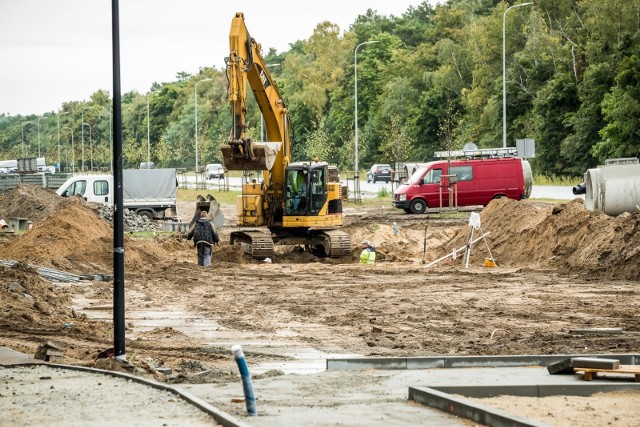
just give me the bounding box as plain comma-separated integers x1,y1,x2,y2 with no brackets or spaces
192,176,582,200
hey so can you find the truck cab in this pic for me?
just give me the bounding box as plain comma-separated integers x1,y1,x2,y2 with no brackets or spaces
57,175,112,204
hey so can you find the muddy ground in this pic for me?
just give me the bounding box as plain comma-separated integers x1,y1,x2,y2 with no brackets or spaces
1,184,639,424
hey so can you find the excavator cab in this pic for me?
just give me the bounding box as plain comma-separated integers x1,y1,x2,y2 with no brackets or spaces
284,162,327,217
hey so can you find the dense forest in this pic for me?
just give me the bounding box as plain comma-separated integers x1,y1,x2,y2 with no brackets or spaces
1,0,639,176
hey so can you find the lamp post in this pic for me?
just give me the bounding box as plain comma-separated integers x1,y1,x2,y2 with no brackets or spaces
63,126,74,173
146,91,159,167
21,122,34,157
82,123,93,171
503,2,533,148
354,40,378,202
57,110,70,172
81,106,97,171
36,113,50,158
261,63,281,141
194,78,213,179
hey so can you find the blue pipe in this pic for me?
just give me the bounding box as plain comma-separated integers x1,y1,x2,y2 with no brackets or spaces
232,344,257,416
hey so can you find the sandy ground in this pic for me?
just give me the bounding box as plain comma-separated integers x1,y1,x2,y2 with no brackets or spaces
1,184,640,425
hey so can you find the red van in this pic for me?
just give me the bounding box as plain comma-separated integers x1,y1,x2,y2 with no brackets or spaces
392,157,532,214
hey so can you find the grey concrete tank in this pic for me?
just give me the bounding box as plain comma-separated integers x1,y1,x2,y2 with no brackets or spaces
584,158,640,215
522,159,532,198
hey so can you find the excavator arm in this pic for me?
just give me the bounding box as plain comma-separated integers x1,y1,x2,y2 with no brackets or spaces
222,12,291,188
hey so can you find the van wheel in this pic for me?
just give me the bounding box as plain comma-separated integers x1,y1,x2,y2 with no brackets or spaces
492,194,506,200
137,210,154,221
410,199,427,214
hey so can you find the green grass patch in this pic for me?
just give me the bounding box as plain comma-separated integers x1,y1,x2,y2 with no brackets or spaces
177,188,241,205
377,186,390,198
533,174,582,186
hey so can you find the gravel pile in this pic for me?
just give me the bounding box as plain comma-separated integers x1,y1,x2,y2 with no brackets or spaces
97,205,157,232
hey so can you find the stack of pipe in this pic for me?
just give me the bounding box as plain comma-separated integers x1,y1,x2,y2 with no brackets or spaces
583,158,640,216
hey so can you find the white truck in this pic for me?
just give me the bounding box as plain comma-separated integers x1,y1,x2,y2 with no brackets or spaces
56,169,178,220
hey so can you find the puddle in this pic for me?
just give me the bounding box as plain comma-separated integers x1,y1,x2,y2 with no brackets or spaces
75,298,358,375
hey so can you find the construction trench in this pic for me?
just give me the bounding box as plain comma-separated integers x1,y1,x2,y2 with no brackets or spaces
1,183,640,426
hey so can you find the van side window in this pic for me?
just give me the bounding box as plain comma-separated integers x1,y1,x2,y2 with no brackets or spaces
94,180,109,196
450,166,473,181
424,168,442,184
67,180,87,196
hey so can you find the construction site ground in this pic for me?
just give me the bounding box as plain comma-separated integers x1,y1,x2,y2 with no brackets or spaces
1,184,640,426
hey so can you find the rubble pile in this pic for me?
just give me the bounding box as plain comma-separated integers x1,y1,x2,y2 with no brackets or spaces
97,205,157,232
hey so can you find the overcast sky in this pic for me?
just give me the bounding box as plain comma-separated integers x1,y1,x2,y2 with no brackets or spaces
0,0,437,116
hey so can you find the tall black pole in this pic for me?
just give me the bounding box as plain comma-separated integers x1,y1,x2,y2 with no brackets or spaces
111,0,126,360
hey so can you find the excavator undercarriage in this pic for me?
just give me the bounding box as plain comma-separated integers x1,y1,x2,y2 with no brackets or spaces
230,228,352,259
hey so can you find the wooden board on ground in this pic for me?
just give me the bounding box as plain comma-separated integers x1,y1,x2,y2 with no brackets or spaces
575,365,640,382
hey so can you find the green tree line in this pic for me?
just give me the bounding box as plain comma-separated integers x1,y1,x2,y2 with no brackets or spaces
1,0,639,176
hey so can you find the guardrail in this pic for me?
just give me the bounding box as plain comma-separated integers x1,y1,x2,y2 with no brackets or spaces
0,173,72,191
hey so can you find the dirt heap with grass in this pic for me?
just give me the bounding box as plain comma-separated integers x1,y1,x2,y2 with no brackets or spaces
440,198,640,280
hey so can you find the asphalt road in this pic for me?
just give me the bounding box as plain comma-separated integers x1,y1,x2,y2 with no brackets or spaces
192,176,581,201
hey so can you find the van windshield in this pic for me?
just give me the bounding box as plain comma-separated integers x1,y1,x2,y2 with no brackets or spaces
408,167,428,184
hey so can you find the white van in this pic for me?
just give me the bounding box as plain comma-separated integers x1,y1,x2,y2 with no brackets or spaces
56,169,178,220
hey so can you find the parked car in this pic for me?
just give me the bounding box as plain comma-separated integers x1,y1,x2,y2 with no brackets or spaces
392,157,532,214
367,164,393,183
205,163,225,179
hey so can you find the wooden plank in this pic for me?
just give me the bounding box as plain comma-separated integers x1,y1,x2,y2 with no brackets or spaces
575,365,640,382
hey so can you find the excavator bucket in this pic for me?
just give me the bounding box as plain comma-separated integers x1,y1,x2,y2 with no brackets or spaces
221,141,281,171
188,194,225,231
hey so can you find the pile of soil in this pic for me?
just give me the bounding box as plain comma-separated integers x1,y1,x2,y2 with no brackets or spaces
0,197,186,274
0,262,75,329
441,198,640,280
0,184,65,224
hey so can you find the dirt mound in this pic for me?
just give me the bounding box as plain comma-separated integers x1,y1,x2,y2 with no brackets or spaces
0,184,65,225
0,263,75,329
0,198,183,273
441,198,640,279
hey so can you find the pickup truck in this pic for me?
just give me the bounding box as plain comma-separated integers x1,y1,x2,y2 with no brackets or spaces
55,169,178,220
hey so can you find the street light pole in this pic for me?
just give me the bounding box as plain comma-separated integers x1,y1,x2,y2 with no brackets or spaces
503,2,533,148
354,40,378,202
83,123,93,171
63,126,74,173
36,114,49,158
81,106,97,171
194,78,213,180
57,110,70,172
146,91,159,166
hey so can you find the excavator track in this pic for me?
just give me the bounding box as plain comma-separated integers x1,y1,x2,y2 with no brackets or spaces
230,230,274,259
319,229,352,258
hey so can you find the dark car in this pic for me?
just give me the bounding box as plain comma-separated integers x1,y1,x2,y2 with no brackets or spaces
366,164,393,183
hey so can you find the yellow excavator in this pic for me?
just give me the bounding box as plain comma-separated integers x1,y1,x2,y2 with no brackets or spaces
220,12,351,259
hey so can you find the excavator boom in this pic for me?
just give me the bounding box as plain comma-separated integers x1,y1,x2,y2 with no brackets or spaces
222,12,290,184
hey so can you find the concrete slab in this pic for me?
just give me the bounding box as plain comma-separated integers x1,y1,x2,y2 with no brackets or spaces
0,346,44,367
409,386,548,427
